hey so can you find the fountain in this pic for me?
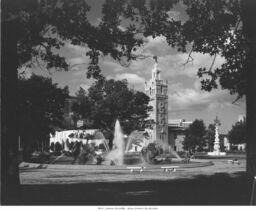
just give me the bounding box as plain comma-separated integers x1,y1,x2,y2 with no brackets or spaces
168,145,182,161
125,130,150,153
105,119,125,165
105,120,186,165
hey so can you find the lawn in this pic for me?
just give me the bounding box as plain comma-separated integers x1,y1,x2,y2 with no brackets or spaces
12,158,252,205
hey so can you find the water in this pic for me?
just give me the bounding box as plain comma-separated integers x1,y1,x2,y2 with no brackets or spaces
106,121,182,165
169,146,182,160
105,120,124,165
125,137,132,153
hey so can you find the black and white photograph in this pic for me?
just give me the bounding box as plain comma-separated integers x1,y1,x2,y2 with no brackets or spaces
1,0,256,207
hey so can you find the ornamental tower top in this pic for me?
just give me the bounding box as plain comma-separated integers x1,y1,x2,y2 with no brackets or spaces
152,56,161,80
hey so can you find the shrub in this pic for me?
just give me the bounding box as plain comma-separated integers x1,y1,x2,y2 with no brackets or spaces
54,142,62,155
30,151,50,163
50,142,55,151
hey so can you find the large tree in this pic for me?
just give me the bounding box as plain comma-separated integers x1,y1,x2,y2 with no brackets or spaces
183,119,207,153
18,74,69,154
1,0,145,203
71,87,92,124
72,79,152,148
228,121,246,145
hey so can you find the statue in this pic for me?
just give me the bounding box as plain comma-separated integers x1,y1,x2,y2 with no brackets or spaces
153,55,158,63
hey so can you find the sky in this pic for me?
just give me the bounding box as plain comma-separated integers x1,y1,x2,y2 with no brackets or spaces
23,0,245,134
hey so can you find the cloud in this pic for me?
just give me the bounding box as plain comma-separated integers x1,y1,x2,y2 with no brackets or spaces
65,43,87,55
68,57,88,66
129,35,226,81
115,73,145,84
101,59,124,73
157,52,225,79
141,36,173,57
107,73,146,91
168,84,234,113
167,10,181,21
79,83,90,91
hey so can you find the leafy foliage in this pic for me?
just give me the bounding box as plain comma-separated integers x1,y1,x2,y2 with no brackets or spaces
228,121,246,144
18,74,69,150
72,79,152,144
183,119,207,152
96,0,245,97
3,0,144,80
3,0,248,96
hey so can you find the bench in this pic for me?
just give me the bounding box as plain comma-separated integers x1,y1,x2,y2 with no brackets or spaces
161,166,179,172
228,160,240,165
127,166,145,173
234,160,240,165
228,160,234,164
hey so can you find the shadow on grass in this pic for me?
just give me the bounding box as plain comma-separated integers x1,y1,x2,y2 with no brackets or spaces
10,172,250,205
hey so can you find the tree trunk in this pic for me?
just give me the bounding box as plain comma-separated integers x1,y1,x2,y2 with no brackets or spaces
1,19,20,204
241,0,256,202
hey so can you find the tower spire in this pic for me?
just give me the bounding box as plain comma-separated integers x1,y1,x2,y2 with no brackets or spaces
152,55,160,80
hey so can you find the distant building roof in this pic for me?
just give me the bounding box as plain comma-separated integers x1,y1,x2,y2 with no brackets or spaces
168,119,192,128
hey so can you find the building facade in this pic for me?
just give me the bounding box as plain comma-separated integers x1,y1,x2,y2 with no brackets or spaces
145,57,169,148
168,119,192,151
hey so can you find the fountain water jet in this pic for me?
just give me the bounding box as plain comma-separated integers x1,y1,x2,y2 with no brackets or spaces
168,145,182,160
105,120,125,165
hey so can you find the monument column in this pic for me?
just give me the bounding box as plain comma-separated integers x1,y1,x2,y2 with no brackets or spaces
207,116,226,156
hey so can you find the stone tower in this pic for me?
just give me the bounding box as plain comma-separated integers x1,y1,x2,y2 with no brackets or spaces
145,56,168,148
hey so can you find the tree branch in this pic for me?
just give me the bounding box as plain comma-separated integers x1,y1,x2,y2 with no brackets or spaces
183,43,194,67
234,17,241,33
232,95,242,104
69,62,89,69
209,54,217,72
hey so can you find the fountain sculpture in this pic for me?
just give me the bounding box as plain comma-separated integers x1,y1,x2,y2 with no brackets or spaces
207,116,226,156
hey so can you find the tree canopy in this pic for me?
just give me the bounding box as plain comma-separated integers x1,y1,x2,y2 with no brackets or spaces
228,120,246,144
2,0,144,79
72,79,152,145
18,74,69,150
2,0,248,98
183,119,207,152
106,0,245,98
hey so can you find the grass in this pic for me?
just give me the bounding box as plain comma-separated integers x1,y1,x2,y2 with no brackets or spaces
8,157,249,205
